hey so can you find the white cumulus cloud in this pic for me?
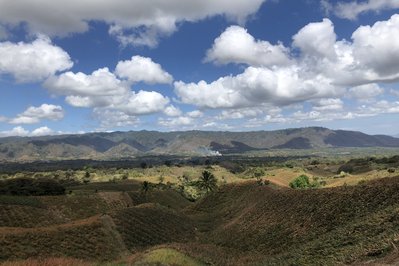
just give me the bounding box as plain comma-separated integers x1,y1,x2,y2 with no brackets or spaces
293,18,337,60
164,105,182,117
205,25,291,67
0,0,266,47
31,126,55,136
117,90,170,115
0,126,61,137
44,68,128,108
175,66,339,109
115,56,173,84
9,104,64,124
0,126,29,137
44,60,171,128
0,35,73,82
351,15,399,78
331,0,399,20
176,15,399,112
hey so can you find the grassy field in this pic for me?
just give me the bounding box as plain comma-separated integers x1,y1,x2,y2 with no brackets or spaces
1,155,399,265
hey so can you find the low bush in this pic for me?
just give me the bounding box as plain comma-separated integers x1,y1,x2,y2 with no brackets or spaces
0,177,65,196
289,175,319,189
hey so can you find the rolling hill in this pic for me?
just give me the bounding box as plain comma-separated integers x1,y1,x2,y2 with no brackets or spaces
0,127,399,161
2,177,399,265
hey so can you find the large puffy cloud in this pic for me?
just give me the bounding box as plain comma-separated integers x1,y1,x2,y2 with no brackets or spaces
293,18,336,60
0,0,266,47
44,67,170,116
175,66,339,109
351,15,399,78
330,0,399,20
0,126,29,137
31,126,55,136
0,35,73,82
9,104,64,124
115,56,173,84
205,25,291,67
177,15,399,111
315,14,399,86
44,68,128,108
116,90,170,115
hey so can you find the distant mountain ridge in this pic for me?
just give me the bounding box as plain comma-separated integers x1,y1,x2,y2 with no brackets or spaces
0,127,399,161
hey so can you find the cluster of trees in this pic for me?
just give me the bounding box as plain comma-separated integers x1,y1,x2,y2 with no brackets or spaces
0,177,66,196
140,170,218,202
289,175,320,189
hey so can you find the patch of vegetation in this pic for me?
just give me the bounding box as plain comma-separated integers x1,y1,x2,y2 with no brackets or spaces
195,170,218,193
0,178,65,196
289,175,319,189
135,248,205,266
0,217,122,261
2,155,399,265
111,205,194,251
0,195,43,208
189,176,399,265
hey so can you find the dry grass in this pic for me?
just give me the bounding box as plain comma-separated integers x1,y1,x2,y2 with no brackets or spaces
0,258,92,266
325,169,399,187
263,167,313,187
132,247,205,266
2,166,399,265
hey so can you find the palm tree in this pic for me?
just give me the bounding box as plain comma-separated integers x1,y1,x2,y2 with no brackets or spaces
197,170,217,193
142,181,150,194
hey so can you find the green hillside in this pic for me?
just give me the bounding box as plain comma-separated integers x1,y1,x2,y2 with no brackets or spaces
2,174,399,265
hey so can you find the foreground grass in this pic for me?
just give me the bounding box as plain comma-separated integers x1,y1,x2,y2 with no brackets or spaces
1,156,399,265
0,258,92,266
133,248,205,266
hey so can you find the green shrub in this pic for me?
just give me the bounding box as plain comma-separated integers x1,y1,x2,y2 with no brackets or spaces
289,175,319,189
0,177,65,196
290,175,310,189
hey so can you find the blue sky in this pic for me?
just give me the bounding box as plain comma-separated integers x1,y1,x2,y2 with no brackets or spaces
0,0,399,136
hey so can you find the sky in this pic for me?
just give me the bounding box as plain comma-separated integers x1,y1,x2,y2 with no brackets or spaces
0,0,399,137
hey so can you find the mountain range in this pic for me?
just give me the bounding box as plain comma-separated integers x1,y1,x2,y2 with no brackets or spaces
0,127,399,161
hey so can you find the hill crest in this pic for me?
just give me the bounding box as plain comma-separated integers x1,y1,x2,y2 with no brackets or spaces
0,127,398,161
